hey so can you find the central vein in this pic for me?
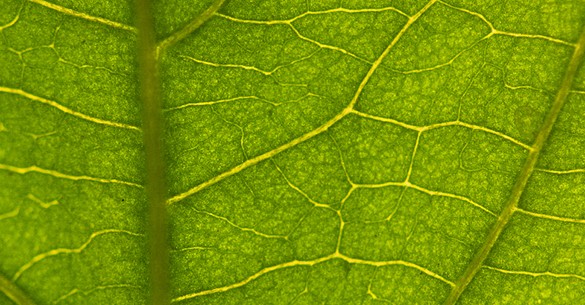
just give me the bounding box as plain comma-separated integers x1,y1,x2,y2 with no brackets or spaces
134,0,169,304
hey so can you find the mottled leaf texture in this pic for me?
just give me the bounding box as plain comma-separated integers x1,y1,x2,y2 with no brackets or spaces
1,0,585,304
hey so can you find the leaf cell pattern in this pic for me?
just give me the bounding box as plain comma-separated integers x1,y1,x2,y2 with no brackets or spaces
1,0,585,304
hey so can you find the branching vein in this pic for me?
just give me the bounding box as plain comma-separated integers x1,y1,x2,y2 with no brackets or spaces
483,265,585,282
13,230,143,281
171,251,452,303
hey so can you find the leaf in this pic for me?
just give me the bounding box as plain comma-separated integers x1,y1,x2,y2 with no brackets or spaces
1,0,585,304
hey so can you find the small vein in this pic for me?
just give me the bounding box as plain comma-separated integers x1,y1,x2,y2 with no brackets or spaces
391,37,489,75
195,208,288,240
272,161,332,209
179,52,321,86
170,246,214,253
534,168,585,175
0,87,141,131
0,1,23,31
287,24,372,64
504,83,550,93
28,0,136,32
439,0,575,47
13,229,144,281
215,6,410,25
180,55,272,75
0,207,20,221
491,31,576,47
213,13,375,63
338,253,455,286
483,265,585,282
334,210,345,254
171,252,451,303
167,0,438,205
351,110,532,150
57,58,128,77
0,163,142,188
354,180,496,216
407,183,497,216
164,96,267,111
26,194,59,208
52,284,140,304
165,93,319,111
515,208,585,224
405,132,422,182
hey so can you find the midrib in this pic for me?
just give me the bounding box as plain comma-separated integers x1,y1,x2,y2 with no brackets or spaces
444,21,585,305
134,0,169,304
138,1,227,305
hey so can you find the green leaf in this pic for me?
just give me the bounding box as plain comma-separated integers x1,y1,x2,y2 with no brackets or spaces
1,0,585,304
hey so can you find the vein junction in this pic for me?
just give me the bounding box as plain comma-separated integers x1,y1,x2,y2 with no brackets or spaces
12,230,143,281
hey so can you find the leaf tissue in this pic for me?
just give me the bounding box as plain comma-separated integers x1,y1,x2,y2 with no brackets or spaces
1,0,585,304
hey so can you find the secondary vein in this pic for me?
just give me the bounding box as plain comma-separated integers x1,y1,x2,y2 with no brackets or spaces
444,20,585,305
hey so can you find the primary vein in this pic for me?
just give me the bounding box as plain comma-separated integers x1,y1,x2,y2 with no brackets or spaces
134,0,169,304
444,18,585,305
0,273,36,305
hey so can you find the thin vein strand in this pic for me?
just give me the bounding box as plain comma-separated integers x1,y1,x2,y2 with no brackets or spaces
28,0,136,32
164,96,265,111
439,0,575,47
13,230,143,281
0,207,20,221
0,87,141,131
180,55,272,75
171,252,451,303
215,6,409,25
352,180,496,216
53,284,140,304
515,208,585,224
0,163,142,188
351,110,532,150
195,209,288,239
483,265,585,281
535,168,585,175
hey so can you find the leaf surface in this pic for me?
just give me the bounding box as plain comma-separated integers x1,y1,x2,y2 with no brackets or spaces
1,0,585,304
